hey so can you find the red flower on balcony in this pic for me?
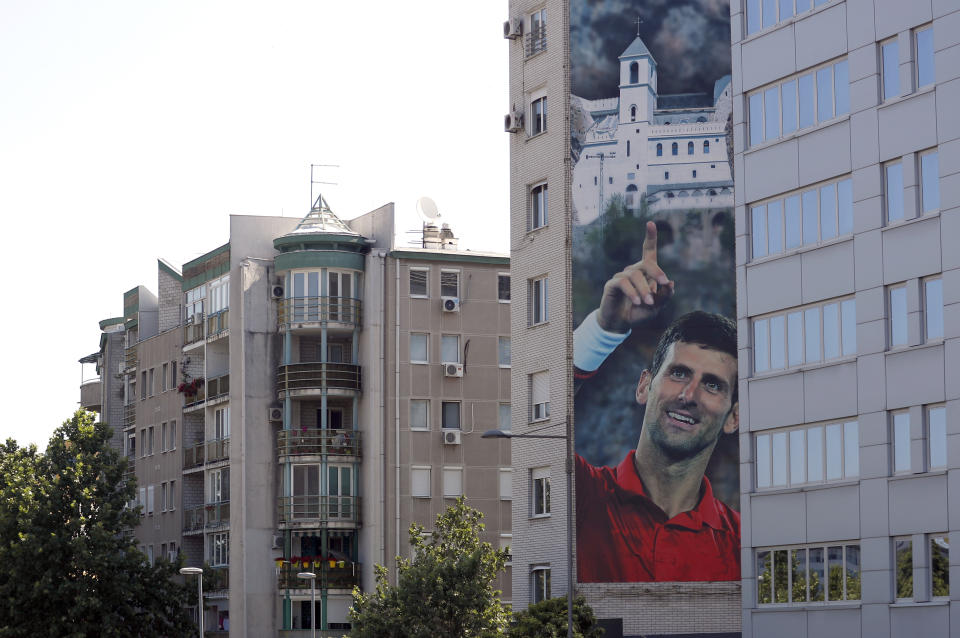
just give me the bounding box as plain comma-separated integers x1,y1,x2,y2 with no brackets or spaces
177,377,205,397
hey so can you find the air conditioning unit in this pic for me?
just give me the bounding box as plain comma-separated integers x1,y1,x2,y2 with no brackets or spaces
503,18,523,39
442,429,462,445
442,296,460,312
444,363,464,378
268,407,283,422
504,112,524,133
184,315,194,325
118,361,126,375
271,285,285,299
271,533,283,549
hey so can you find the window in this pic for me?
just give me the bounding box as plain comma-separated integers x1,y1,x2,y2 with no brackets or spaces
531,96,547,135
498,273,511,302
530,183,548,230
704,140,710,153
671,142,678,156
916,26,934,89
756,421,858,489
440,270,459,298
532,467,550,516
882,39,899,100
209,275,229,314
147,485,154,515
630,105,637,121
411,466,431,498
161,482,167,512
161,363,168,391
752,178,853,259
169,480,176,510
410,399,429,431
748,59,849,147
931,535,950,597
147,426,155,455
185,284,206,322
210,469,228,503
499,403,511,432
141,371,147,400
888,285,907,347
530,371,549,421
692,170,697,179
526,8,546,56
757,543,860,604
929,405,947,469
442,467,463,498
920,150,940,213
214,407,229,439
885,161,904,222
894,537,914,599
664,171,669,180
169,420,177,450
500,469,513,500
161,422,167,452
656,143,663,157
209,532,229,566
753,297,855,373
442,401,461,430
626,140,630,157
925,277,943,340
501,534,513,565
441,335,460,363
127,433,136,458
529,276,548,325
139,429,146,457
532,566,551,603
687,141,694,155
893,411,911,473
409,268,428,297
498,337,511,367
410,333,428,363
147,545,154,567
170,361,177,390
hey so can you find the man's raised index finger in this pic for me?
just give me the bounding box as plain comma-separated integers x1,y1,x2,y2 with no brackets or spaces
642,220,658,262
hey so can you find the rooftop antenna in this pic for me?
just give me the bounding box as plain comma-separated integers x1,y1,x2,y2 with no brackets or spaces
310,163,339,210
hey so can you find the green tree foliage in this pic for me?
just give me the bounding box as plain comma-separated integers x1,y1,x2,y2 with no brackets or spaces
0,410,193,638
509,596,604,638
348,497,509,638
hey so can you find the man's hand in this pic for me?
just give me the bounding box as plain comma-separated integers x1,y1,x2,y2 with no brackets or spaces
597,221,674,333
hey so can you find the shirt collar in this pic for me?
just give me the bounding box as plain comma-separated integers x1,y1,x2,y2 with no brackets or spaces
614,450,726,530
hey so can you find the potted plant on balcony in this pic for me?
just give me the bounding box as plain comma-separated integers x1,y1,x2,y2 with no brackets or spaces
177,377,204,398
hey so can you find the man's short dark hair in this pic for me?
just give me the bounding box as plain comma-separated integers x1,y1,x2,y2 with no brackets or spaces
649,311,738,401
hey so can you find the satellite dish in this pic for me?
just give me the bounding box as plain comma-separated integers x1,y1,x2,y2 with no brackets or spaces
416,196,440,222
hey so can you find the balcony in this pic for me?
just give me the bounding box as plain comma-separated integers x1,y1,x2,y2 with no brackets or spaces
277,562,360,591
524,23,546,57
124,403,136,428
124,347,137,372
277,430,361,459
183,505,205,533
184,313,205,346
278,297,362,330
205,501,230,529
183,438,230,470
207,309,229,339
206,374,229,402
277,496,360,527
204,565,229,594
79,378,102,411
278,363,361,398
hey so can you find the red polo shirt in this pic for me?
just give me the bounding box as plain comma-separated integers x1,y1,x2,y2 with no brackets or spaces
576,451,740,583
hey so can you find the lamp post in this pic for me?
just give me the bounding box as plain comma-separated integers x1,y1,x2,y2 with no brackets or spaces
482,427,574,638
297,571,317,638
179,567,203,638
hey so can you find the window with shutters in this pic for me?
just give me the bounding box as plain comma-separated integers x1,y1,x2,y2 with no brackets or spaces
530,371,549,422
442,467,463,498
411,466,431,498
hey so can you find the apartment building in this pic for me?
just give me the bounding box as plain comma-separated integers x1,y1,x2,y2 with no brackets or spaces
733,0,959,636
80,202,511,636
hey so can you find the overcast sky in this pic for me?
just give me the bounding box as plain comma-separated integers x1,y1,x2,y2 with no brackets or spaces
0,1,509,449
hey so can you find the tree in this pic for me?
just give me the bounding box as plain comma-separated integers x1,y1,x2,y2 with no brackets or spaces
509,596,604,638
349,497,509,638
0,410,193,638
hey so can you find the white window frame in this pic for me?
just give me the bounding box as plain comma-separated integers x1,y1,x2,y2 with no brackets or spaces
752,296,856,374
442,466,463,498
411,466,431,498
147,484,155,515
531,565,551,603
530,371,550,422
441,334,460,364
410,332,429,364
499,468,513,501
440,269,460,298
530,95,547,136
530,183,548,230
497,272,511,302
498,336,511,368
529,276,548,326
169,420,177,451
755,420,859,490
410,399,429,431
531,467,551,517
409,267,429,298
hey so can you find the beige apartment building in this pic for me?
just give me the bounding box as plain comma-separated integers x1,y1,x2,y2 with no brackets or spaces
80,201,512,636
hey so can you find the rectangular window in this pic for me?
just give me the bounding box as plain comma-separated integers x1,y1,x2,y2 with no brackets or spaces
410,333,428,364
527,8,546,56
531,183,548,230
889,285,907,347
929,405,947,469
532,467,551,516
532,566,551,603
499,403,511,432
409,268,428,297
440,270,459,298
750,177,852,260
148,368,155,396
753,297,855,373
147,545,154,567
209,532,229,566
127,433,136,458
531,96,547,135
411,466,431,498
885,161,904,222
169,420,176,450
916,26,935,89
501,534,513,565
170,361,177,390
882,39,900,100
141,371,147,400
410,399,429,431
530,371,549,421
925,278,943,340
500,469,513,500
442,467,463,498
895,537,913,599
161,422,167,452
161,363,168,392
498,337,511,367
498,273,511,301
931,534,950,598
756,421,858,489
893,411,911,473
139,428,146,457
161,482,167,512
441,334,460,363
757,543,860,604
147,484,154,515
529,277,548,325
169,480,176,510
920,150,940,214
442,401,461,430
147,426,155,455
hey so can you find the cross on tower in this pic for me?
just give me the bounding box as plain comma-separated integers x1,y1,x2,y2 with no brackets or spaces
634,15,643,37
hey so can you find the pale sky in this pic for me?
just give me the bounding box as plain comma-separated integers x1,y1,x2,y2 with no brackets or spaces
0,1,509,449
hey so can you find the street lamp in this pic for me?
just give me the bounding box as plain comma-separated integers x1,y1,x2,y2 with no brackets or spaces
297,571,317,638
179,567,204,638
482,427,574,638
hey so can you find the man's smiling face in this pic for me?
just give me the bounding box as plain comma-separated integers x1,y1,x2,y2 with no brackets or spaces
636,341,739,461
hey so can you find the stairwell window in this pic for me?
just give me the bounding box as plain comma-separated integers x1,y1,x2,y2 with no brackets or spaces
531,96,547,135
531,565,551,603
530,371,549,422
531,467,551,517
529,276,548,326
530,183,548,230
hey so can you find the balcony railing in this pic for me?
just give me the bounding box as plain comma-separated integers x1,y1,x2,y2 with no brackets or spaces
183,384,206,410
124,403,136,428
79,379,102,411
206,374,229,401
124,347,137,371
277,496,359,525
278,363,361,394
183,438,230,470
277,430,361,458
278,297,362,329
525,24,546,57
183,505,205,533
277,562,360,590
184,313,205,346
205,501,230,528
204,566,229,591
207,309,229,337
279,631,349,638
